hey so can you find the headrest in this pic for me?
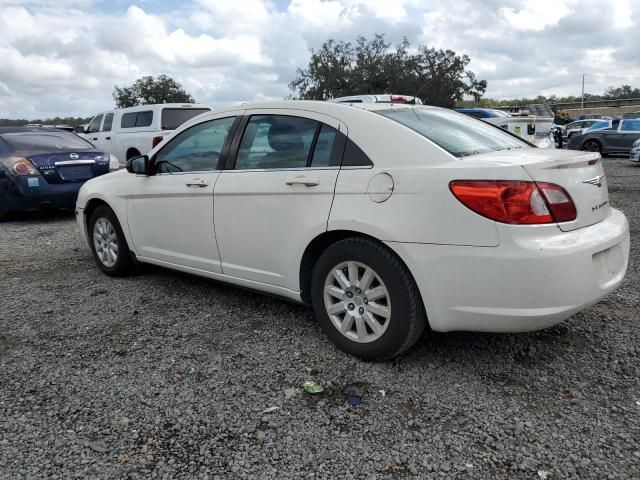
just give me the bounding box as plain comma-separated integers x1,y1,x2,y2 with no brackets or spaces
268,121,305,151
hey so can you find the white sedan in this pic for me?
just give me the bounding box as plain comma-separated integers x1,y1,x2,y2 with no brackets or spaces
76,101,630,360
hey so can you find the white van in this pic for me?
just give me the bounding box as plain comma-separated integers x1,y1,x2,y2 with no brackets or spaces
79,104,212,163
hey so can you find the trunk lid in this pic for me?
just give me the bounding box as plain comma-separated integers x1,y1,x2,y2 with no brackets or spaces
27,151,110,184
470,148,609,232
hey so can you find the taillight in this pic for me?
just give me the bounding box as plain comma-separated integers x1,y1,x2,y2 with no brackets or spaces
152,136,164,148
2,157,38,176
390,95,407,103
449,180,577,225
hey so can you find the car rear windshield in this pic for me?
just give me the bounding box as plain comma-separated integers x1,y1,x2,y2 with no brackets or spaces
378,108,529,157
2,132,93,151
161,108,211,130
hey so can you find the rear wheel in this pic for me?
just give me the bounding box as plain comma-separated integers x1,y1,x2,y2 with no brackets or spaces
582,140,602,153
89,205,133,276
311,237,427,361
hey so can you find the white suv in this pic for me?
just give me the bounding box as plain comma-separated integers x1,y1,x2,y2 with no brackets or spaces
79,104,211,163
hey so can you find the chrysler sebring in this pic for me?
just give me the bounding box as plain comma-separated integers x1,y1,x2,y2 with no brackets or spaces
76,101,630,360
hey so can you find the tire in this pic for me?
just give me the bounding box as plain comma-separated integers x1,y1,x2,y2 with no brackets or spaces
582,140,602,153
126,149,141,160
310,237,427,361
88,205,134,276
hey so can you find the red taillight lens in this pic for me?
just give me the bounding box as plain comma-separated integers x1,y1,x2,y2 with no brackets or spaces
390,95,407,103
152,136,164,148
449,180,576,225
536,182,577,222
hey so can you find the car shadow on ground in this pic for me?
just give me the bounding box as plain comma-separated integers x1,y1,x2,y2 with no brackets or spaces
137,261,576,371
0,209,75,223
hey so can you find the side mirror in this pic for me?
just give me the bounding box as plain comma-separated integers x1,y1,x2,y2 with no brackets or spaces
75,125,86,134
126,155,150,175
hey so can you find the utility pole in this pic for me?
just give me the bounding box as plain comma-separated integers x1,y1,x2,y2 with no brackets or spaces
581,73,585,110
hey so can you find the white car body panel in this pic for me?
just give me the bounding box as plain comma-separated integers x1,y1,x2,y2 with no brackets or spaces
76,100,630,334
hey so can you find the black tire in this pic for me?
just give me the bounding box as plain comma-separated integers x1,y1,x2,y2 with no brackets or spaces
88,205,134,276
126,149,141,160
310,237,427,361
582,139,602,153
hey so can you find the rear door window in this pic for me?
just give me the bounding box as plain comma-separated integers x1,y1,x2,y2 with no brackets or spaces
120,111,153,128
161,108,211,130
235,115,318,170
379,108,529,157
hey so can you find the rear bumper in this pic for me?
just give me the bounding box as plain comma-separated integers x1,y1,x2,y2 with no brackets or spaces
387,208,630,333
0,176,81,212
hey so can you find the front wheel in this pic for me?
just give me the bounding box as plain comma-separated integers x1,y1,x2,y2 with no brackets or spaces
89,205,134,276
311,237,427,361
582,140,602,153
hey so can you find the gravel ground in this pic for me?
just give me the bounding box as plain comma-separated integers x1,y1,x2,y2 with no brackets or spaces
1,157,639,480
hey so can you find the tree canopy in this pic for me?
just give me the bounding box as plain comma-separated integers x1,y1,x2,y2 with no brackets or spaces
113,74,195,108
289,34,487,108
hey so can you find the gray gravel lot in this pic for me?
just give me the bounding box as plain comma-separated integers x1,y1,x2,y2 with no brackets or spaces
1,158,639,480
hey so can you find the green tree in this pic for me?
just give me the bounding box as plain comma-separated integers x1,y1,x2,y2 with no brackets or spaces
113,74,195,108
290,34,487,108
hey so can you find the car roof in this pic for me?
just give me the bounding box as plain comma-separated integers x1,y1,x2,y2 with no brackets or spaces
210,100,440,116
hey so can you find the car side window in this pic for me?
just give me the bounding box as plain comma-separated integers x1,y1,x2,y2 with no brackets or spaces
87,114,103,133
235,115,318,170
621,119,640,132
153,117,236,174
311,124,338,167
102,113,114,132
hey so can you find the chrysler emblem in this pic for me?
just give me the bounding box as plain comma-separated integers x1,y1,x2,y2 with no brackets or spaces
582,175,605,188
69,153,79,160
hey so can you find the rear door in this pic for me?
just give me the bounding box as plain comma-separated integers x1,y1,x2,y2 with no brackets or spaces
126,114,239,272
213,110,344,289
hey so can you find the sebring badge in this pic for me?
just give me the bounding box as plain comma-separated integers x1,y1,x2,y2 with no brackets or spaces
582,175,605,188
69,153,79,160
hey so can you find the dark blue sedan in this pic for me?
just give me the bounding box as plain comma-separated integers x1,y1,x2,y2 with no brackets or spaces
0,127,117,220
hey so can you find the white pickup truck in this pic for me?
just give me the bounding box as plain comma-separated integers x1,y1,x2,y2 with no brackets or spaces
78,104,212,163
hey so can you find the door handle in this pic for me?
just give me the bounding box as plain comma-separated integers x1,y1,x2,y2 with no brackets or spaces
186,180,209,188
92,137,98,141
286,176,319,187
105,136,111,140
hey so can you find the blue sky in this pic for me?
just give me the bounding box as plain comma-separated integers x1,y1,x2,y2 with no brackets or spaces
0,0,638,118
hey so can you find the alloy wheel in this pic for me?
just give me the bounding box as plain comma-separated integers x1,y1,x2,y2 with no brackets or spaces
93,217,119,268
583,141,601,153
323,261,391,343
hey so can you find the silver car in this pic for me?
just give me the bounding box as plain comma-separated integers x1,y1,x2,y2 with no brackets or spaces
567,118,640,155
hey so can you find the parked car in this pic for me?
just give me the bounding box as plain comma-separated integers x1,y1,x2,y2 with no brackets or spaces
455,108,553,147
0,127,118,220
76,101,629,360
78,103,212,163
574,114,612,121
564,119,603,139
630,138,640,163
330,94,423,104
567,118,640,155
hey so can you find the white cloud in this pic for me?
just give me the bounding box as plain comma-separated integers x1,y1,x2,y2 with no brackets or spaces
499,0,572,31
0,0,639,119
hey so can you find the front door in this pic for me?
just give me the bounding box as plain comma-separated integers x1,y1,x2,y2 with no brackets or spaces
214,111,344,290
92,112,115,156
126,115,238,273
